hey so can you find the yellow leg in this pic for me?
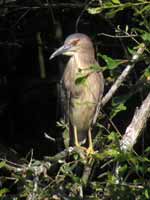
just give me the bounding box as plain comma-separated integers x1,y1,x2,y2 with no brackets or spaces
74,126,80,147
73,126,87,151
87,128,94,155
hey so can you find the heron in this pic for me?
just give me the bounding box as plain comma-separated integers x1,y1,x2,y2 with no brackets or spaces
50,33,104,154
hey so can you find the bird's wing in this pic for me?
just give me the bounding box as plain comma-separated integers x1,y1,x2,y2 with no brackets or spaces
92,71,104,125
59,78,70,124
64,88,70,124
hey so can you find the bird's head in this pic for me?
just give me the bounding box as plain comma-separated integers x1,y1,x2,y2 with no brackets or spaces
50,33,94,60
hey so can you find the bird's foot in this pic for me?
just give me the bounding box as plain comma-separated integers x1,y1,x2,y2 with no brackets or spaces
76,145,95,156
87,146,95,155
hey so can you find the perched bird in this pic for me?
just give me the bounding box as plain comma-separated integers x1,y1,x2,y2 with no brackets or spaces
50,33,104,154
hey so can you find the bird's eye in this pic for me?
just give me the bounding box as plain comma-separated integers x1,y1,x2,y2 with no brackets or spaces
71,39,80,46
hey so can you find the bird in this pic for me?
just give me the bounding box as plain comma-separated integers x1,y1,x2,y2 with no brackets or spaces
50,33,104,154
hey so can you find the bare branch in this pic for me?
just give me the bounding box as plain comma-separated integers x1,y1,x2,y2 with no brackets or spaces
98,32,137,38
36,32,46,79
0,3,85,10
115,92,150,183
101,43,145,107
120,92,150,151
81,158,94,185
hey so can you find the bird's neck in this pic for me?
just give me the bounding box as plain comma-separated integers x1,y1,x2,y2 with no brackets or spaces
73,52,96,69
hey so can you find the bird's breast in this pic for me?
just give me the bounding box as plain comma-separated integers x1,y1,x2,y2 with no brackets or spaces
63,56,101,99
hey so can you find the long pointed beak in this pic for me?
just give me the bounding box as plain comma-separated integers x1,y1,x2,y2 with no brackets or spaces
49,44,71,60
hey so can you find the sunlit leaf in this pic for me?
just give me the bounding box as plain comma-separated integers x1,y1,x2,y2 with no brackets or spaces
112,0,120,4
0,188,9,197
98,53,126,69
128,47,136,55
87,7,102,14
0,161,6,169
141,31,150,42
105,149,120,157
108,131,119,142
144,189,150,199
75,75,87,85
107,173,117,184
144,68,150,79
89,64,103,72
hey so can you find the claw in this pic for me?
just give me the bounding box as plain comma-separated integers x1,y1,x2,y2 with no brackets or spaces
87,146,95,155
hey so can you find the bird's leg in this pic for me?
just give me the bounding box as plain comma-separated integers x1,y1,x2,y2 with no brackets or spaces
87,127,94,155
74,126,80,147
73,126,87,152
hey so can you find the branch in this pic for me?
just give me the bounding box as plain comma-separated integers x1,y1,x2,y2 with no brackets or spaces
115,92,150,183
81,158,94,186
44,146,86,163
0,3,85,9
98,32,137,38
120,92,150,151
101,43,145,107
36,32,46,79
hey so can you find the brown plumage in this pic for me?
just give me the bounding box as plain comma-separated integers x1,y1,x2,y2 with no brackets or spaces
50,33,104,152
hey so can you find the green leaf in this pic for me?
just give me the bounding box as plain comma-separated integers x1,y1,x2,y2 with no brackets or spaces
110,103,127,119
98,53,125,69
105,149,120,157
144,189,150,199
141,31,150,42
145,146,150,153
0,188,9,197
112,0,120,4
0,161,6,169
118,164,128,175
137,5,150,14
108,131,119,142
60,163,73,175
107,173,117,184
75,75,87,85
89,64,103,72
128,47,136,55
87,7,103,15
144,68,150,79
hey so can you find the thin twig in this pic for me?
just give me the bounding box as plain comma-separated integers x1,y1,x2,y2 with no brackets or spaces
11,8,31,28
75,0,91,32
36,32,46,79
98,32,137,38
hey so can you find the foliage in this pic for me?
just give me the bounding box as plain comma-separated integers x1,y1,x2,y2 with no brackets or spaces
1,130,150,199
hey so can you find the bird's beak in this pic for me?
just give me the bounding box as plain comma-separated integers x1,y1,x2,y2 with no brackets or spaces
49,44,72,60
